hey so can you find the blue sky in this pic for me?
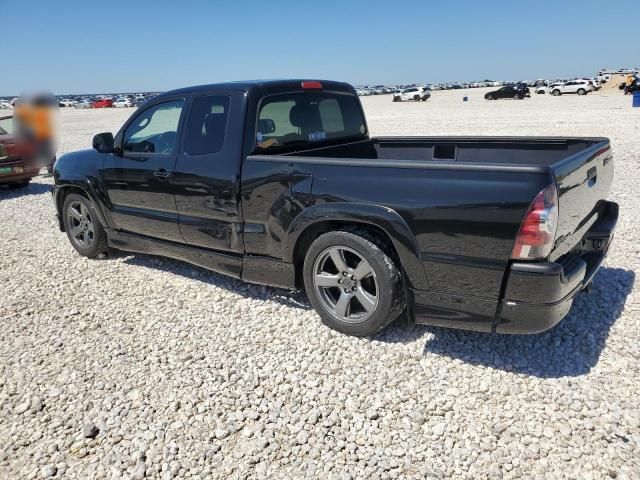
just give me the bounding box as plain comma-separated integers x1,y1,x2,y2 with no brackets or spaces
2,0,638,95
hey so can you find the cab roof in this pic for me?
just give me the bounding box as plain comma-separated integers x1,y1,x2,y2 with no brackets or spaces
159,79,357,98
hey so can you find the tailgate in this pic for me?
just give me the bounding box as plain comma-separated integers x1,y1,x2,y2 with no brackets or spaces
550,139,614,260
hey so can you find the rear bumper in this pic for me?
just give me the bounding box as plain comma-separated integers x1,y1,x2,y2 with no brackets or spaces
496,200,618,334
0,162,40,183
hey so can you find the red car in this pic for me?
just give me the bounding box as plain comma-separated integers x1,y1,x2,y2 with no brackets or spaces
0,115,40,188
92,98,113,108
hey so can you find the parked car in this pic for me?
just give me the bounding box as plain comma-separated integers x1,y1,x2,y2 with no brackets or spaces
535,83,563,95
588,79,601,91
485,85,529,100
0,115,41,188
393,87,431,102
131,97,147,108
53,79,617,337
113,98,133,108
550,80,593,96
0,100,11,109
92,98,113,108
75,99,93,109
58,99,77,107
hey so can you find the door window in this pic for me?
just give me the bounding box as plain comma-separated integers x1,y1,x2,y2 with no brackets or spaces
183,96,230,155
123,99,184,154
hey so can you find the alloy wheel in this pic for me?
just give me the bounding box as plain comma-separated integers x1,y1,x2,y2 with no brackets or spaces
67,200,95,248
312,246,378,324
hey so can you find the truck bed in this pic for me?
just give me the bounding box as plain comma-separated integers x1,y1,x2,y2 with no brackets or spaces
273,136,613,262
281,136,605,168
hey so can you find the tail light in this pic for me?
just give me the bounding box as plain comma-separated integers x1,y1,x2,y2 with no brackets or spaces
511,184,559,260
0,142,17,159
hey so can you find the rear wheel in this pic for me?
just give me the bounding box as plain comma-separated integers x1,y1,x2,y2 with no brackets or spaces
393,97,400,102
62,193,108,258
513,94,522,99
422,96,429,101
303,230,405,337
552,89,561,96
577,88,586,95
413,95,421,101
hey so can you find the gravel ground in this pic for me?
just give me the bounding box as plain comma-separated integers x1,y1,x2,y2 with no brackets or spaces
1,88,639,479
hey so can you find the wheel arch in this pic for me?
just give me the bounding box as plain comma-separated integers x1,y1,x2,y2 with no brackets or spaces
284,203,428,290
55,181,110,232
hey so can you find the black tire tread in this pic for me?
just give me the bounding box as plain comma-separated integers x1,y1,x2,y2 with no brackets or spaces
62,193,108,259
303,229,405,337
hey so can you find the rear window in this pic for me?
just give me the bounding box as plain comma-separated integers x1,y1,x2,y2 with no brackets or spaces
256,92,366,151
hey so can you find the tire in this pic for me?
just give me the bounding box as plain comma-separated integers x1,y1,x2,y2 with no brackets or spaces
486,95,494,100
513,94,521,100
413,95,420,101
552,89,561,96
8,179,30,189
62,193,108,258
393,97,400,102
577,88,586,95
303,230,405,337
422,96,429,101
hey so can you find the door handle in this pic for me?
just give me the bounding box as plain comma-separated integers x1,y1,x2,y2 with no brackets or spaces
153,169,172,179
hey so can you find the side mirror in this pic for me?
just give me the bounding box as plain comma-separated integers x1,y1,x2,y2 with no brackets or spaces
258,118,276,135
93,132,114,153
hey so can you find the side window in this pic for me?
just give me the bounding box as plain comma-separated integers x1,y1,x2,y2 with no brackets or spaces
183,95,230,155
124,100,184,154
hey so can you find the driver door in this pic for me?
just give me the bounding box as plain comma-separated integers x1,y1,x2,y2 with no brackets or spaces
101,97,187,242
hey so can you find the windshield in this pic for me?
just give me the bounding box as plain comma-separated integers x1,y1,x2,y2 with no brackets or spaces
0,116,13,135
255,92,367,151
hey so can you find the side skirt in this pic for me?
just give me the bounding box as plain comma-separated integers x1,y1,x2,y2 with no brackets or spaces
107,230,243,279
106,230,297,289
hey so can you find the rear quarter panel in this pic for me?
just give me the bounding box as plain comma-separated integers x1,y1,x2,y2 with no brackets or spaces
241,156,552,303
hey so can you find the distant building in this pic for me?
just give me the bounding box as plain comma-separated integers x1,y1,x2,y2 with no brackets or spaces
597,68,639,82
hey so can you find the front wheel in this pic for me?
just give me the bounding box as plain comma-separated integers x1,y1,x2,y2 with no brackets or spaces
62,193,108,258
552,89,561,96
303,230,405,337
486,95,494,100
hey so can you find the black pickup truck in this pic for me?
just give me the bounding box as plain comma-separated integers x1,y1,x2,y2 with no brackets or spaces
52,80,618,337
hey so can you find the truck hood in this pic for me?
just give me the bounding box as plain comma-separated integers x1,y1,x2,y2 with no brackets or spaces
54,148,105,178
